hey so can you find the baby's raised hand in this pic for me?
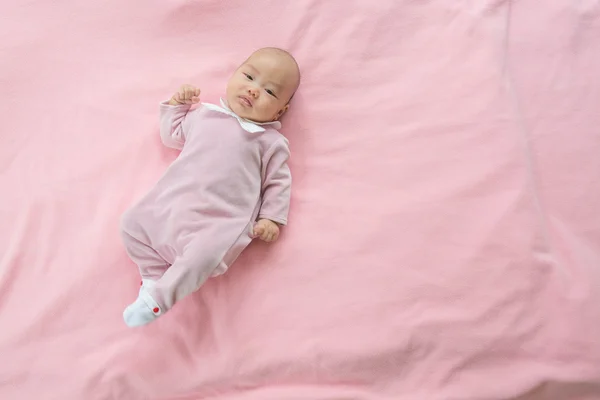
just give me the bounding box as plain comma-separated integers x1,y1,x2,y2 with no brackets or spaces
252,219,280,243
169,84,201,105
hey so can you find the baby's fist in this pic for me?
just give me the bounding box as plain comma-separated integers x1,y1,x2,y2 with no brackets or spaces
252,219,280,243
169,84,201,105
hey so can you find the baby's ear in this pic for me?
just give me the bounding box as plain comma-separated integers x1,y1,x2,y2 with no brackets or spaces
274,104,290,120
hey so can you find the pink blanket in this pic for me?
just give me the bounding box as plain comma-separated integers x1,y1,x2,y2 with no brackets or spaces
2,1,600,399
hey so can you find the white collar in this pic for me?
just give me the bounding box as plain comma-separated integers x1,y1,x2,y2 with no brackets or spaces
200,98,281,133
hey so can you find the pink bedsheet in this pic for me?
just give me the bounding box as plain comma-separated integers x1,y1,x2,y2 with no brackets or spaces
2,1,600,399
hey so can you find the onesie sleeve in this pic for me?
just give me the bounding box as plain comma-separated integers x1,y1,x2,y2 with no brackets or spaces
159,101,195,150
259,139,291,226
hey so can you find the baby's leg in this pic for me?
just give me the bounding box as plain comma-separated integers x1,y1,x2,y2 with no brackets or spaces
122,247,217,328
124,225,252,327
121,230,169,282
149,224,254,314
148,245,222,312
121,231,170,327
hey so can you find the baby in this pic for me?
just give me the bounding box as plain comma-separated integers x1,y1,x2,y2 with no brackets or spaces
120,48,300,327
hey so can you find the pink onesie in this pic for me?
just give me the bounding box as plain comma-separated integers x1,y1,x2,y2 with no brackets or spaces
120,99,291,319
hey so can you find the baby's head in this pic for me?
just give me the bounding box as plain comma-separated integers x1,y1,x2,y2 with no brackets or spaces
226,47,300,123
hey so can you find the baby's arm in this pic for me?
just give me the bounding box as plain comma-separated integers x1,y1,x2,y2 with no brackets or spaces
258,140,292,226
159,85,201,150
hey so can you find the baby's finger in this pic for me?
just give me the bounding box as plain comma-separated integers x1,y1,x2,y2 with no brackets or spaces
176,94,186,104
260,231,269,241
191,96,200,103
187,87,196,98
194,88,201,97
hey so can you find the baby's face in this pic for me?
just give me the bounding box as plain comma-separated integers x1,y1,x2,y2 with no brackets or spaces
226,50,299,123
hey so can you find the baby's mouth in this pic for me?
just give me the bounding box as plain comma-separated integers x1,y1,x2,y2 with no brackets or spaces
238,95,253,107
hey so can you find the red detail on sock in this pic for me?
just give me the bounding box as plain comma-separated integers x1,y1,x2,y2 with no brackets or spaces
153,307,159,313
140,281,143,286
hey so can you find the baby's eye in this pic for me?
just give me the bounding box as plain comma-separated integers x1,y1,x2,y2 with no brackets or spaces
266,89,277,97
243,73,253,81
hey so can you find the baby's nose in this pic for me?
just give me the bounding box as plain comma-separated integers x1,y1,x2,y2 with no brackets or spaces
248,87,259,97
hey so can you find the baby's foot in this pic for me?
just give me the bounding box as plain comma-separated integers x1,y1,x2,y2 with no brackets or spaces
139,278,156,295
123,290,162,327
